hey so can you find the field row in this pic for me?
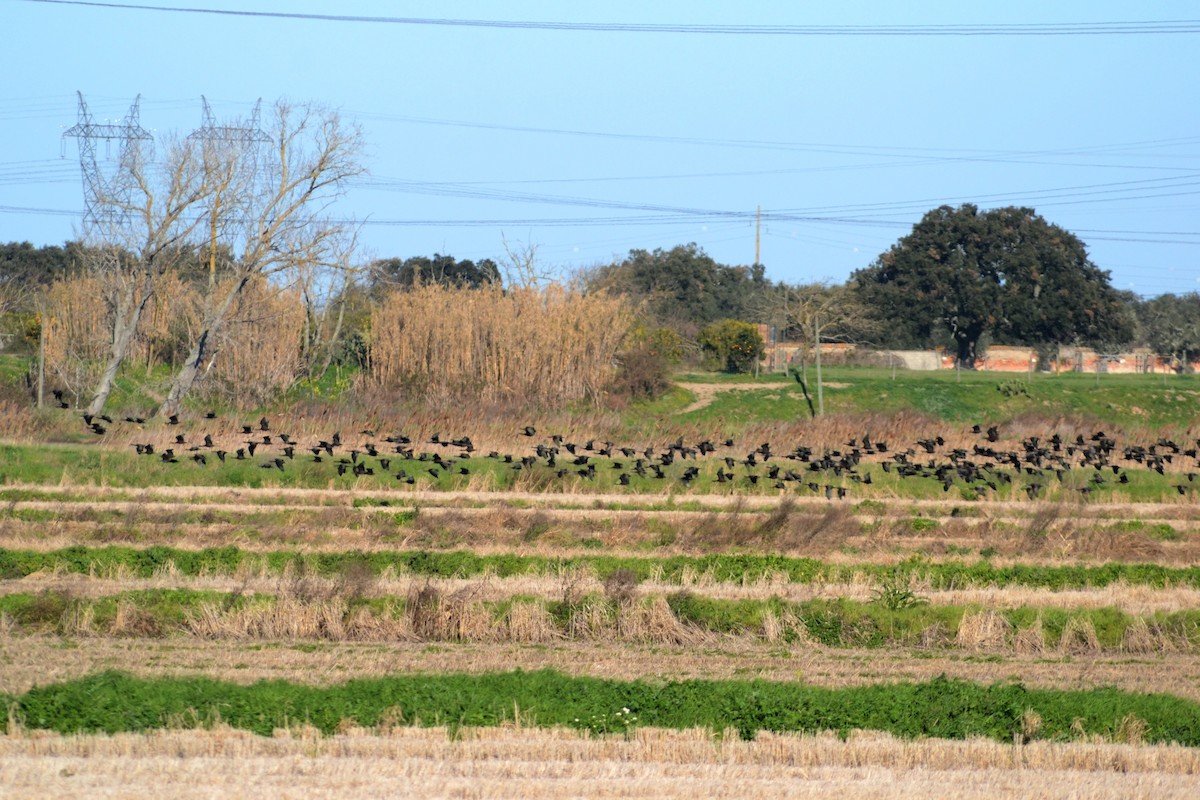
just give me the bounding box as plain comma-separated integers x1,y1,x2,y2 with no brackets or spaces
8,669,1200,745
6,726,1198,799
2,586,1196,657
9,635,1200,703
4,544,1199,590
7,435,1200,505
13,564,1200,613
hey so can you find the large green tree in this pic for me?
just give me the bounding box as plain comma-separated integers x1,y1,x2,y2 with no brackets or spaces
1139,292,1200,370
587,243,768,335
0,241,86,292
852,204,1133,367
369,253,500,295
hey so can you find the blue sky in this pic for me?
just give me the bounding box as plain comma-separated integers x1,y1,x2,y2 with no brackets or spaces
2,0,1199,294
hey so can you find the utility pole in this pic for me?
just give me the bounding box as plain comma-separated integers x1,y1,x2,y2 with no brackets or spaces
754,205,761,265
815,312,824,416
36,303,45,409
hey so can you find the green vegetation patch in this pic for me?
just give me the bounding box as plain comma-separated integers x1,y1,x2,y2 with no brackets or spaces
10,670,1200,745
4,546,1200,590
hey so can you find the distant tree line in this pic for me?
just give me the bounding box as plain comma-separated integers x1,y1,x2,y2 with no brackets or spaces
2,203,1198,412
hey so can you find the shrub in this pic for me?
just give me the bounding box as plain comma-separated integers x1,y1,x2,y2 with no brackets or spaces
608,325,682,401
697,319,764,373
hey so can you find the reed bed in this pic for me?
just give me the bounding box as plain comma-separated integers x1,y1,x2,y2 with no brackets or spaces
369,283,632,407
41,273,307,408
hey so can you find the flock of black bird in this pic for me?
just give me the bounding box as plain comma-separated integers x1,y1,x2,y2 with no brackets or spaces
60,400,1200,500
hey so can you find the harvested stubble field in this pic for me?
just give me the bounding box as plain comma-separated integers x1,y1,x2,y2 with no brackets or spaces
3,726,1200,800
3,373,1200,796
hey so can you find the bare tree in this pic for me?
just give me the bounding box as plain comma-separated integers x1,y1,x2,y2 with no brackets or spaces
82,135,212,414
157,101,364,418
755,282,878,416
297,260,363,382
500,235,554,289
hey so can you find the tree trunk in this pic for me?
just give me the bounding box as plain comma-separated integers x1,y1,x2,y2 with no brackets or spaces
156,276,248,418
316,295,347,378
87,281,150,415
955,335,978,370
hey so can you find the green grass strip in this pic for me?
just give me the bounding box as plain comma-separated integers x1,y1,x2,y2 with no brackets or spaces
4,545,1200,590
9,669,1200,744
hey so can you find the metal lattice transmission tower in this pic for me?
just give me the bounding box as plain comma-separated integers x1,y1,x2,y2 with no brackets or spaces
61,91,154,236
186,95,271,165
186,97,272,275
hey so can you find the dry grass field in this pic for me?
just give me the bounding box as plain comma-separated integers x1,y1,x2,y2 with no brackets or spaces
3,726,1199,799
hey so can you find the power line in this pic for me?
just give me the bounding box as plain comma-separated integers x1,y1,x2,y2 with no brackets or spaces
359,111,1200,171
23,2,1200,36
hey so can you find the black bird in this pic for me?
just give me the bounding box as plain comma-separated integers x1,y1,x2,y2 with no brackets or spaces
259,417,270,431
522,426,537,437
167,414,179,425
205,411,217,419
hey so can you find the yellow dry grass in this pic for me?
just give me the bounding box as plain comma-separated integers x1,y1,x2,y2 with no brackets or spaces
11,569,1200,619
2,726,1197,799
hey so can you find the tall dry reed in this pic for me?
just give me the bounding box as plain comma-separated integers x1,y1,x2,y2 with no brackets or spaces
369,283,632,406
41,272,307,409
41,274,110,400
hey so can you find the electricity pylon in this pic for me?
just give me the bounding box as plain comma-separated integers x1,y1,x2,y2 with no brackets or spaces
61,91,153,235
